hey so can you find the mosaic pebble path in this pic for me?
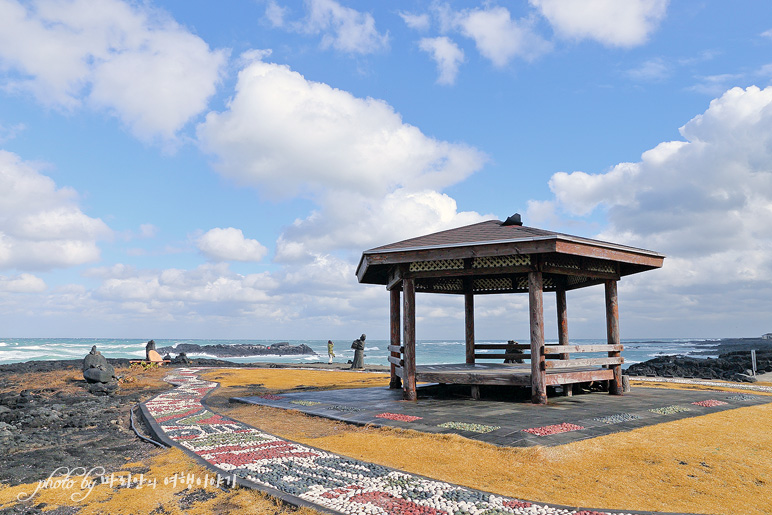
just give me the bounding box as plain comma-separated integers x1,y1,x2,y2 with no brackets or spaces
648,405,691,415
142,368,646,515
437,421,501,433
522,423,584,437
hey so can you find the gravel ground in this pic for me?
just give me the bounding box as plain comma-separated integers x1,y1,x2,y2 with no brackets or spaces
0,358,387,489
0,360,171,487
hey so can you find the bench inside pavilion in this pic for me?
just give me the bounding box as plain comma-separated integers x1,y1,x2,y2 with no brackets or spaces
355,214,664,404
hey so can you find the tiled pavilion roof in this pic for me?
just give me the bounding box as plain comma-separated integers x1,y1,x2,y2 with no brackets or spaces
356,219,664,290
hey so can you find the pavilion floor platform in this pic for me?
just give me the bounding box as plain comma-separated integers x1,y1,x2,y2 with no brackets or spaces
232,382,771,448
411,362,615,387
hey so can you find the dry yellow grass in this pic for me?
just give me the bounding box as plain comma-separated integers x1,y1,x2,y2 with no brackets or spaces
0,368,89,396
0,365,169,396
207,368,772,515
201,367,390,392
114,365,171,392
0,447,320,515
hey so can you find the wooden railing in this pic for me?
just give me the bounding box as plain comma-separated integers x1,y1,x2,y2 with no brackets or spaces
472,343,624,368
387,343,623,376
543,344,623,368
472,343,530,361
388,345,404,372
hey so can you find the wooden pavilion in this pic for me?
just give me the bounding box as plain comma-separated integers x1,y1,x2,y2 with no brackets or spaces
355,215,664,404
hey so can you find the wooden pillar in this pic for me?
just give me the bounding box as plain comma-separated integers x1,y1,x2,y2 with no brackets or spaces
556,285,569,360
529,271,547,404
605,280,623,395
389,287,402,389
556,285,572,396
402,277,417,401
464,279,475,364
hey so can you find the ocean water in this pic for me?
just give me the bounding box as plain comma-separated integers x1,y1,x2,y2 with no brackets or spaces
0,337,721,368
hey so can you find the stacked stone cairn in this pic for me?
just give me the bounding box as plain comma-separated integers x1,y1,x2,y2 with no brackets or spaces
82,345,118,395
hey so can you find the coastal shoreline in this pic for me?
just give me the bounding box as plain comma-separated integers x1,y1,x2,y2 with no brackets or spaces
2,351,772,514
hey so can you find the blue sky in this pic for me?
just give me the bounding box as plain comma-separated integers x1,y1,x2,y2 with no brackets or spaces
1,0,772,341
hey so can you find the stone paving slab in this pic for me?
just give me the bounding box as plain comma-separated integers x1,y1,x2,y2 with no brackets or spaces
234,382,772,448
141,368,701,515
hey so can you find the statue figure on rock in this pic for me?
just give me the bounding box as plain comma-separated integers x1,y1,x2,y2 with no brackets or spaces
145,340,156,360
350,334,365,369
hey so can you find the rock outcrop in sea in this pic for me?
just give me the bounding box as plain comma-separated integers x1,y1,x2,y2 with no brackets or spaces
627,347,772,382
156,342,316,358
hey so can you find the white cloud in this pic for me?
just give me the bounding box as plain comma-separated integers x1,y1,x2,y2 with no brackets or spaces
84,259,372,330
525,199,561,228
0,273,46,293
297,0,388,54
530,0,668,47
548,161,643,216
94,263,278,305
0,150,111,271
139,224,158,239
399,11,430,31
544,85,772,293
198,58,486,198
452,6,551,67
688,73,746,96
0,0,226,143
0,122,25,143
197,227,268,263
278,253,357,294
419,37,464,85
276,189,492,262
198,57,489,265
265,0,288,27
627,57,670,81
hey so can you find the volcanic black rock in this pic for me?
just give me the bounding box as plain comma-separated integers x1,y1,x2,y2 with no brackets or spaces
82,346,117,386
626,341,772,382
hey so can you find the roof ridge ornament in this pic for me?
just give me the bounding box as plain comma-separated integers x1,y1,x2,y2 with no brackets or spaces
502,213,523,226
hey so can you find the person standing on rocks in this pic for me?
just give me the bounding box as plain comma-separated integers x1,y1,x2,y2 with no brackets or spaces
350,334,365,369
327,340,335,364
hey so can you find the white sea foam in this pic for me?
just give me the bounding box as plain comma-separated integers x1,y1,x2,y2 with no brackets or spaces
0,337,741,367
0,350,51,360
181,352,220,359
